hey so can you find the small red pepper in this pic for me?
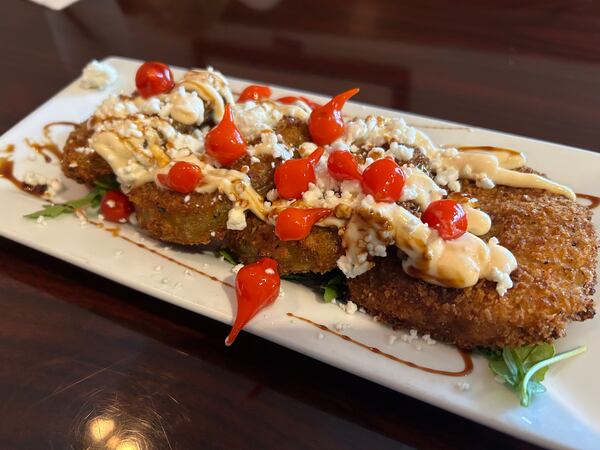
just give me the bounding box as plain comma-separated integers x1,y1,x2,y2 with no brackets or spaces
273,147,324,199
274,208,332,241
205,104,247,167
157,161,202,194
100,191,133,223
361,158,406,203
421,199,468,240
238,84,272,102
308,88,359,145
135,61,175,98
327,150,362,181
225,258,281,346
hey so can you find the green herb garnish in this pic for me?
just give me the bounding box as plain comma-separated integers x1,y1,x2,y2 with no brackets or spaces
282,270,347,303
218,248,239,265
481,344,586,406
321,273,347,303
24,175,119,219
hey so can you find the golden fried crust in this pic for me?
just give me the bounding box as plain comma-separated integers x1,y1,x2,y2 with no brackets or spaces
348,182,597,348
275,116,310,148
61,121,112,185
129,183,232,245
225,215,342,274
231,155,278,196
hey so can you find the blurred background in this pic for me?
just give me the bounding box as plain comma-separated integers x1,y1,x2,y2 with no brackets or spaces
4,0,600,150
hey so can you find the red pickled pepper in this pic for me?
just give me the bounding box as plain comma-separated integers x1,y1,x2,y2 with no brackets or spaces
421,199,468,240
238,84,272,102
327,150,362,181
275,208,332,241
100,191,133,223
308,88,360,145
157,161,202,194
361,158,406,202
205,104,247,167
135,61,175,98
274,146,324,199
225,258,281,346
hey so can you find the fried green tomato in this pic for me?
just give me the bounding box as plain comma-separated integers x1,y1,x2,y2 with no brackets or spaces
347,181,597,348
225,215,342,274
128,183,232,245
61,121,112,185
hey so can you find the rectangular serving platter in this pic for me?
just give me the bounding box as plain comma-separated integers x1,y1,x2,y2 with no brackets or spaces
1,57,599,450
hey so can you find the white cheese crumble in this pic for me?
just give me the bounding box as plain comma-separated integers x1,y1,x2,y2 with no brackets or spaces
232,264,244,274
337,300,358,315
456,382,471,392
227,206,247,230
80,60,118,90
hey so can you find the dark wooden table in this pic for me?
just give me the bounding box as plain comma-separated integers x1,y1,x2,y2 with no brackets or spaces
2,0,599,448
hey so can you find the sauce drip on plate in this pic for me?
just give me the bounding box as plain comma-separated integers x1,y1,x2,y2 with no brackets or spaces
576,193,600,210
25,121,77,162
82,214,234,288
0,145,45,197
287,313,473,377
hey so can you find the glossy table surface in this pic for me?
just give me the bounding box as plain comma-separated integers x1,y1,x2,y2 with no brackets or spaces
2,0,599,448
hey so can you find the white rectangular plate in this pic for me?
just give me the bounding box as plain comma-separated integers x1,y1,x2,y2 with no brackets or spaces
1,57,599,450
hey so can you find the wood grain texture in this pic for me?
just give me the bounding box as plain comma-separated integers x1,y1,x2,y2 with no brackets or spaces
2,0,598,448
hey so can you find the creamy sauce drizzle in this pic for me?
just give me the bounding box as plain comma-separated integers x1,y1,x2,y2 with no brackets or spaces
287,313,473,377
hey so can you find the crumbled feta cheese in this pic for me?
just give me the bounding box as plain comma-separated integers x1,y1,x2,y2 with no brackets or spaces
36,216,47,227
183,195,191,204
388,141,414,161
337,300,358,315
422,334,436,345
227,207,247,230
388,335,398,345
80,60,118,90
456,382,471,392
266,189,279,202
68,161,79,168
335,322,350,331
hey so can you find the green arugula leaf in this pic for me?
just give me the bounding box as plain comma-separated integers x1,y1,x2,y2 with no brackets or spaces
518,345,586,406
25,176,118,220
320,273,347,303
281,270,347,303
481,343,586,406
218,248,238,265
